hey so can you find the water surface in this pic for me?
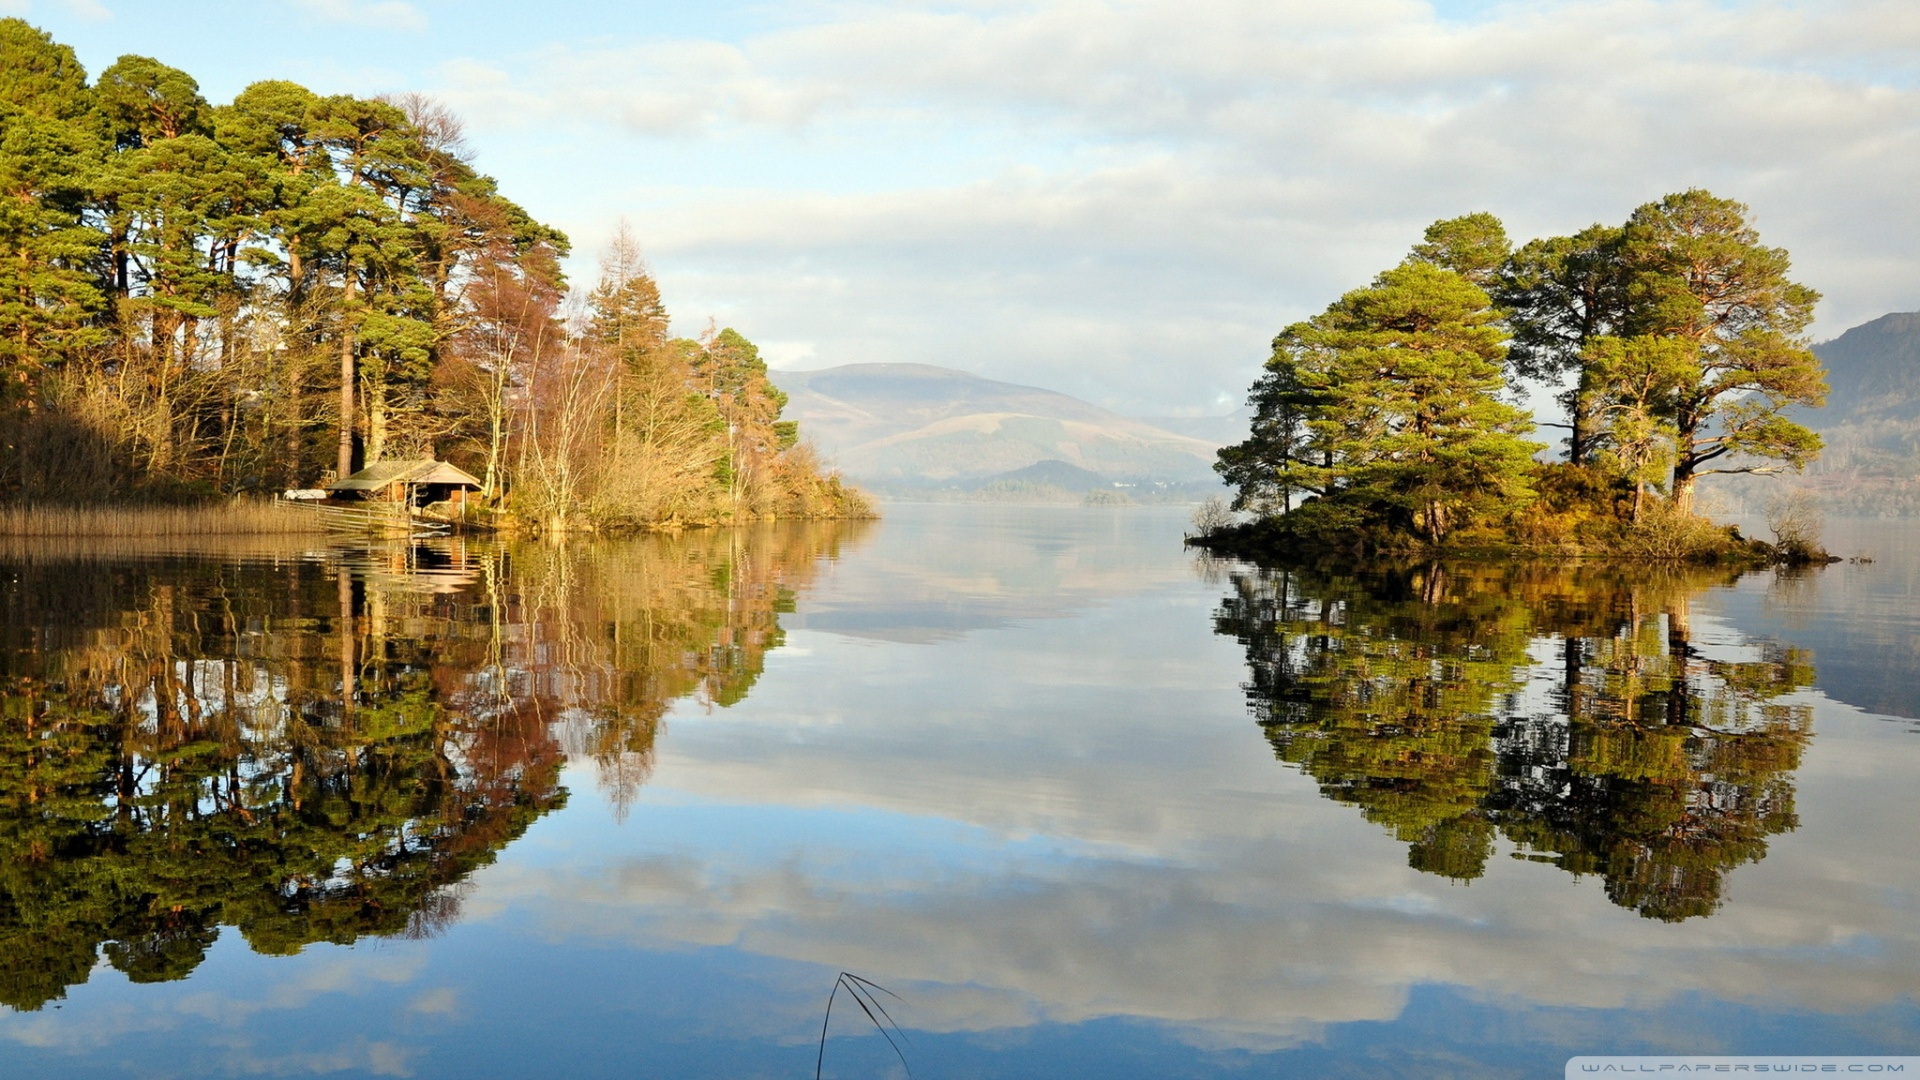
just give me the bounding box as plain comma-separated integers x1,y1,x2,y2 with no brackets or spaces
1,507,1916,1078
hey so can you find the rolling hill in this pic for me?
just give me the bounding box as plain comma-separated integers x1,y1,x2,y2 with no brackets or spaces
769,364,1226,487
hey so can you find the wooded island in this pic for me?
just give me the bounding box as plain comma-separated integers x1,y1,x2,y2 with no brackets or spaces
1200,190,1829,562
0,20,867,531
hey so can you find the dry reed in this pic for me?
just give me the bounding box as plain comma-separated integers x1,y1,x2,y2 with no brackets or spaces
0,500,325,538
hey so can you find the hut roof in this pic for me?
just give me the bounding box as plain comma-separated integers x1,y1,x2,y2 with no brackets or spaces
328,459,483,492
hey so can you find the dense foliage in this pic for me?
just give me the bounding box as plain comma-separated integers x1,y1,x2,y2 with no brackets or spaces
0,20,863,526
1214,191,1827,554
1215,262,1540,543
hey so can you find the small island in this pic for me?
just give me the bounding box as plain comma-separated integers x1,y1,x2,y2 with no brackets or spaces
1193,190,1830,565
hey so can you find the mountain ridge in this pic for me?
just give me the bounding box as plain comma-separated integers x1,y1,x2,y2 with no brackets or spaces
1801,311,1920,514
1816,312,1920,422
770,363,1226,486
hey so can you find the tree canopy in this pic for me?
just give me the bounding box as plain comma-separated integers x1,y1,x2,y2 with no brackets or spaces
1220,256,1541,545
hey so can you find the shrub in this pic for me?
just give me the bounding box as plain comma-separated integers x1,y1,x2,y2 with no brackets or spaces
1190,495,1236,535
1764,489,1825,563
1615,500,1738,562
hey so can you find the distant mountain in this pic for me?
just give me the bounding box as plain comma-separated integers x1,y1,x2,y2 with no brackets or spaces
1801,312,1920,514
769,363,1224,485
1816,313,1920,427
967,459,1115,491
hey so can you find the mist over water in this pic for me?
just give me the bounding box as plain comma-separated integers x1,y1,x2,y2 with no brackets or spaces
1,506,1916,1078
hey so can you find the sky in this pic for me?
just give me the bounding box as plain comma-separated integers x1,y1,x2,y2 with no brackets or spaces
7,0,1919,417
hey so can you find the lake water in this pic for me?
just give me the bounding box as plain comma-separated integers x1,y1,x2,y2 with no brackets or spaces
1,505,1917,1078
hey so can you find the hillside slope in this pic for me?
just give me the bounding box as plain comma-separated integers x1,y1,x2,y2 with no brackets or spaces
1791,312,1920,514
770,364,1222,484
1620,313,1920,516
1819,312,1920,420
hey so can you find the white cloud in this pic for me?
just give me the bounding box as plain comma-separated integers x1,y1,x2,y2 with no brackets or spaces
56,0,110,19
757,339,819,368
431,0,1920,414
407,987,460,1016
293,0,426,33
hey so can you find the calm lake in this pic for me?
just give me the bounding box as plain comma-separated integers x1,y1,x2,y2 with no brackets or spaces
2,504,1917,1078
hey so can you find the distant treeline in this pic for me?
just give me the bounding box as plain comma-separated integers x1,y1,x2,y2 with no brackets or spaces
1210,190,1827,558
0,19,865,526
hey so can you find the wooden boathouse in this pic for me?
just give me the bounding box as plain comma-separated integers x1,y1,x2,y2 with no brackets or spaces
327,460,484,509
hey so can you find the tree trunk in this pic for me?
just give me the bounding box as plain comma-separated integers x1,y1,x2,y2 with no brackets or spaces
336,278,356,482
483,372,506,499
367,377,387,464
286,353,303,487
1671,468,1696,516
1670,413,1702,516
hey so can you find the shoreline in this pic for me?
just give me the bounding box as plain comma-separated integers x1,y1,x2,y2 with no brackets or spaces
1185,519,1836,568
0,498,879,540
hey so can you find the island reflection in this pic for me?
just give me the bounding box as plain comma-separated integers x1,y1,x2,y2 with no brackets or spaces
1213,560,1814,921
0,521,868,1011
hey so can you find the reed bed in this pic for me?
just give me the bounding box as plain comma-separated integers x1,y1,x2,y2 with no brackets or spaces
0,500,325,538
0,534,328,564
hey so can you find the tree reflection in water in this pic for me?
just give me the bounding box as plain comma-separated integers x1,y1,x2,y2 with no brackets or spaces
1213,561,1814,921
0,522,867,1011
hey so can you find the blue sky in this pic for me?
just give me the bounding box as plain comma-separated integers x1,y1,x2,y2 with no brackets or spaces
7,0,1919,416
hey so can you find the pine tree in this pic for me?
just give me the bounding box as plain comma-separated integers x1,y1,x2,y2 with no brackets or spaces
1497,224,1628,465
1223,255,1542,543
0,20,108,401
1408,211,1510,288
0,19,857,521
1615,190,1826,513
1214,361,1319,516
